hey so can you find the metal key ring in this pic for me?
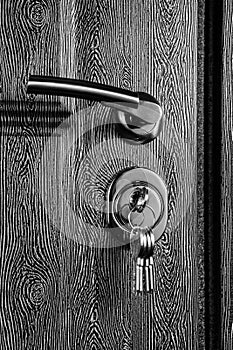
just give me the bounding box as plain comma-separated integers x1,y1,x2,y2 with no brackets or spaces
139,230,147,258
128,204,160,232
119,204,145,228
135,228,144,257
150,229,155,256
146,229,152,258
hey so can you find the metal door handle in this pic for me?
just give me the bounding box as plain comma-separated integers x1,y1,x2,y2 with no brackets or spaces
27,75,163,143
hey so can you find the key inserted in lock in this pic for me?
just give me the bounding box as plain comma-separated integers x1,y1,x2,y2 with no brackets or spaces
129,186,149,213
106,167,168,243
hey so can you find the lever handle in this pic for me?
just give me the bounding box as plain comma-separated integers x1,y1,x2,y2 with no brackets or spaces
27,75,163,143
27,75,139,105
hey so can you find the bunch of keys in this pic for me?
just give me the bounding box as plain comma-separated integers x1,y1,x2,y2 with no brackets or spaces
131,226,155,293
128,186,156,293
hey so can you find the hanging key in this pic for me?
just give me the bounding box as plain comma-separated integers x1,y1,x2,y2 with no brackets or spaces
148,229,155,292
130,226,144,293
144,229,151,292
135,256,141,292
138,231,147,292
135,229,143,292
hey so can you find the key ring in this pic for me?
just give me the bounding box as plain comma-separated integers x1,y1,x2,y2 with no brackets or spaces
119,203,145,228
128,204,160,232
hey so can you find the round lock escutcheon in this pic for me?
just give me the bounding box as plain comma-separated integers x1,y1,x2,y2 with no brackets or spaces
106,167,168,243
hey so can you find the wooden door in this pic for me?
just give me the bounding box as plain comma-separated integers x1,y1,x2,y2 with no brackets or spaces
0,1,211,349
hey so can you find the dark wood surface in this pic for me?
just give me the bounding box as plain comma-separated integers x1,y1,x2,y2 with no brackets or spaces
0,1,205,349
222,0,233,348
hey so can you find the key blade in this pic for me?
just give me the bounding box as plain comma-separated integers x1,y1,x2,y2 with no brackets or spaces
145,259,150,292
135,257,141,292
139,258,144,292
149,256,154,291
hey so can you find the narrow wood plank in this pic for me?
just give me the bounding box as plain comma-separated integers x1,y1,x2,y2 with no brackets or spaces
130,1,203,348
0,1,97,349
0,1,65,349
222,0,233,348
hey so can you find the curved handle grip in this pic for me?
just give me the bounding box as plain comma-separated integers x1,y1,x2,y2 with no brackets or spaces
27,75,163,144
27,75,140,105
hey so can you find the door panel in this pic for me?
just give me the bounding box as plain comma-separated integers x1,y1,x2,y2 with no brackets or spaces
0,1,205,349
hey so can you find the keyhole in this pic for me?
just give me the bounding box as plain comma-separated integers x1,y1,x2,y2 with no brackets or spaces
129,187,149,213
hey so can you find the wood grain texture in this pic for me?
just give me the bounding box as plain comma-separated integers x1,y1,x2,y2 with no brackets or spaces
222,0,233,348
0,1,204,349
